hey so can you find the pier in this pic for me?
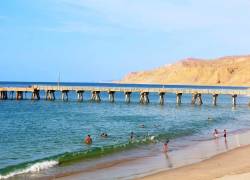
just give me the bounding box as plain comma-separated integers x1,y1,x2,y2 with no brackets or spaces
0,85,249,106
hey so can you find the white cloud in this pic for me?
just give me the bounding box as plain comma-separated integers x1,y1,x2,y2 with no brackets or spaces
56,0,250,32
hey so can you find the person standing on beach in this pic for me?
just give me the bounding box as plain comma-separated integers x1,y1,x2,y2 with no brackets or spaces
213,129,219,138
163,140,169,152
224,129,227,139
84,135,92,144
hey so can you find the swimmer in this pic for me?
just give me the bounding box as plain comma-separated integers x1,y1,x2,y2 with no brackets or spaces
101,133,108,138
130,132,134,140
163,139,169,152
213,129,219,138
140,124,145,128
84,135,92,144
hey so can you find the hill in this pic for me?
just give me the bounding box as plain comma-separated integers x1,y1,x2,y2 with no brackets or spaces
119,55,250,86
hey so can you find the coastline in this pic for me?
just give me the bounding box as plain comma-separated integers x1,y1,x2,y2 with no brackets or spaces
56,130,250,180
139,144,250,180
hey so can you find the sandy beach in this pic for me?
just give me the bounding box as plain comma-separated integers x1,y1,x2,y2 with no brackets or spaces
140,144,250,180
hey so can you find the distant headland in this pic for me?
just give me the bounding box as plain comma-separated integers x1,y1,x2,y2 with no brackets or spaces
119,55,250,86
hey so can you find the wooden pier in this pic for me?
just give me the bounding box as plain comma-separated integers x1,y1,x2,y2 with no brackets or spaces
0,85,249,106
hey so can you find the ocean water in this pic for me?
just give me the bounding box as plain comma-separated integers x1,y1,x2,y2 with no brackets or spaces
0,82,249,179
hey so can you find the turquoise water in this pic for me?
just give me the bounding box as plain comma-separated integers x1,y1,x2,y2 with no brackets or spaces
0,82,249,179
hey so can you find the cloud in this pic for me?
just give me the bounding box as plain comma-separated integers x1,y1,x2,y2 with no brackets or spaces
39,0,250,37
42,21,118,34
56,0,250,33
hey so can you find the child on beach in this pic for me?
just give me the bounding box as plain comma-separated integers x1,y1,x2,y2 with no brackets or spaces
163,140,169,152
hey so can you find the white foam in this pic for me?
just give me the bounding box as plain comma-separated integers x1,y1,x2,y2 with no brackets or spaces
0,160,58,179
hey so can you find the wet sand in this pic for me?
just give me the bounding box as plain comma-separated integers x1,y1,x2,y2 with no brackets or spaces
140,144,250,180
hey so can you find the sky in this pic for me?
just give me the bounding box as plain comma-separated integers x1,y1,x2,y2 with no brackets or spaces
0,0,250,82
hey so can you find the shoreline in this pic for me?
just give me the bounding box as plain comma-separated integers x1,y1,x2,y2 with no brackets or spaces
139,144,250,180
56,130,250,180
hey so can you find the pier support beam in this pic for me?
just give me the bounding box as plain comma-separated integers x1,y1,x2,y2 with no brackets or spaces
197,93,203,105
232,94,237,106
140,92,149,104
191,93,202,105
0,91,8,100
77,91,84,102
191,93,198,104
46,90,55,101
91,91,101,102
31,90,40,100
62,90,69,101
139,92,144,104
212,94,218,106
176,93,182,105
16,91,23,100
108,91,115,103
159,92,165,105
124,92,131,103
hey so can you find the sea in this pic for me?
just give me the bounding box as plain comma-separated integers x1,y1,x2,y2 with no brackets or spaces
0,82,249,179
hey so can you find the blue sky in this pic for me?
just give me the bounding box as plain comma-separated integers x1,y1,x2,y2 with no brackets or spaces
0,0,250,82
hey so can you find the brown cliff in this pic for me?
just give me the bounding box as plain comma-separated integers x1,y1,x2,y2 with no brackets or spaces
120,55,250,86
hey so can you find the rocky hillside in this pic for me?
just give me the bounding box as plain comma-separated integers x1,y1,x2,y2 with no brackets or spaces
120,55,250,86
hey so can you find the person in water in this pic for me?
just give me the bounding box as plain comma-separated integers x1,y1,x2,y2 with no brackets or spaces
213,129,219,138
130,132,134,140
140,124,145,128
163,139,169,152
224,129,227,138
101,133,108,138
85,135,92,144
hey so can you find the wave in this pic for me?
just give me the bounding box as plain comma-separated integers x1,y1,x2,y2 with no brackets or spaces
0,126,204,179
0,136,156,179
0,160,58,179
0,121,209,179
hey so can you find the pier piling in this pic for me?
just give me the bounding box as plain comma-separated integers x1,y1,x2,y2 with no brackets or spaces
108,91,115,103
212,94,218,106
124,92,131,103
62,90,69,101
139,92,144,104
232,94,237,106
197,93,203,105
140,92,149,104
46,90,55,100
0,91,8,100
176,93,182,104
191,93,198,104
91,91,101,102
159,92,165,105
16,91,23,100
77,91,84,102
31,89,40,100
